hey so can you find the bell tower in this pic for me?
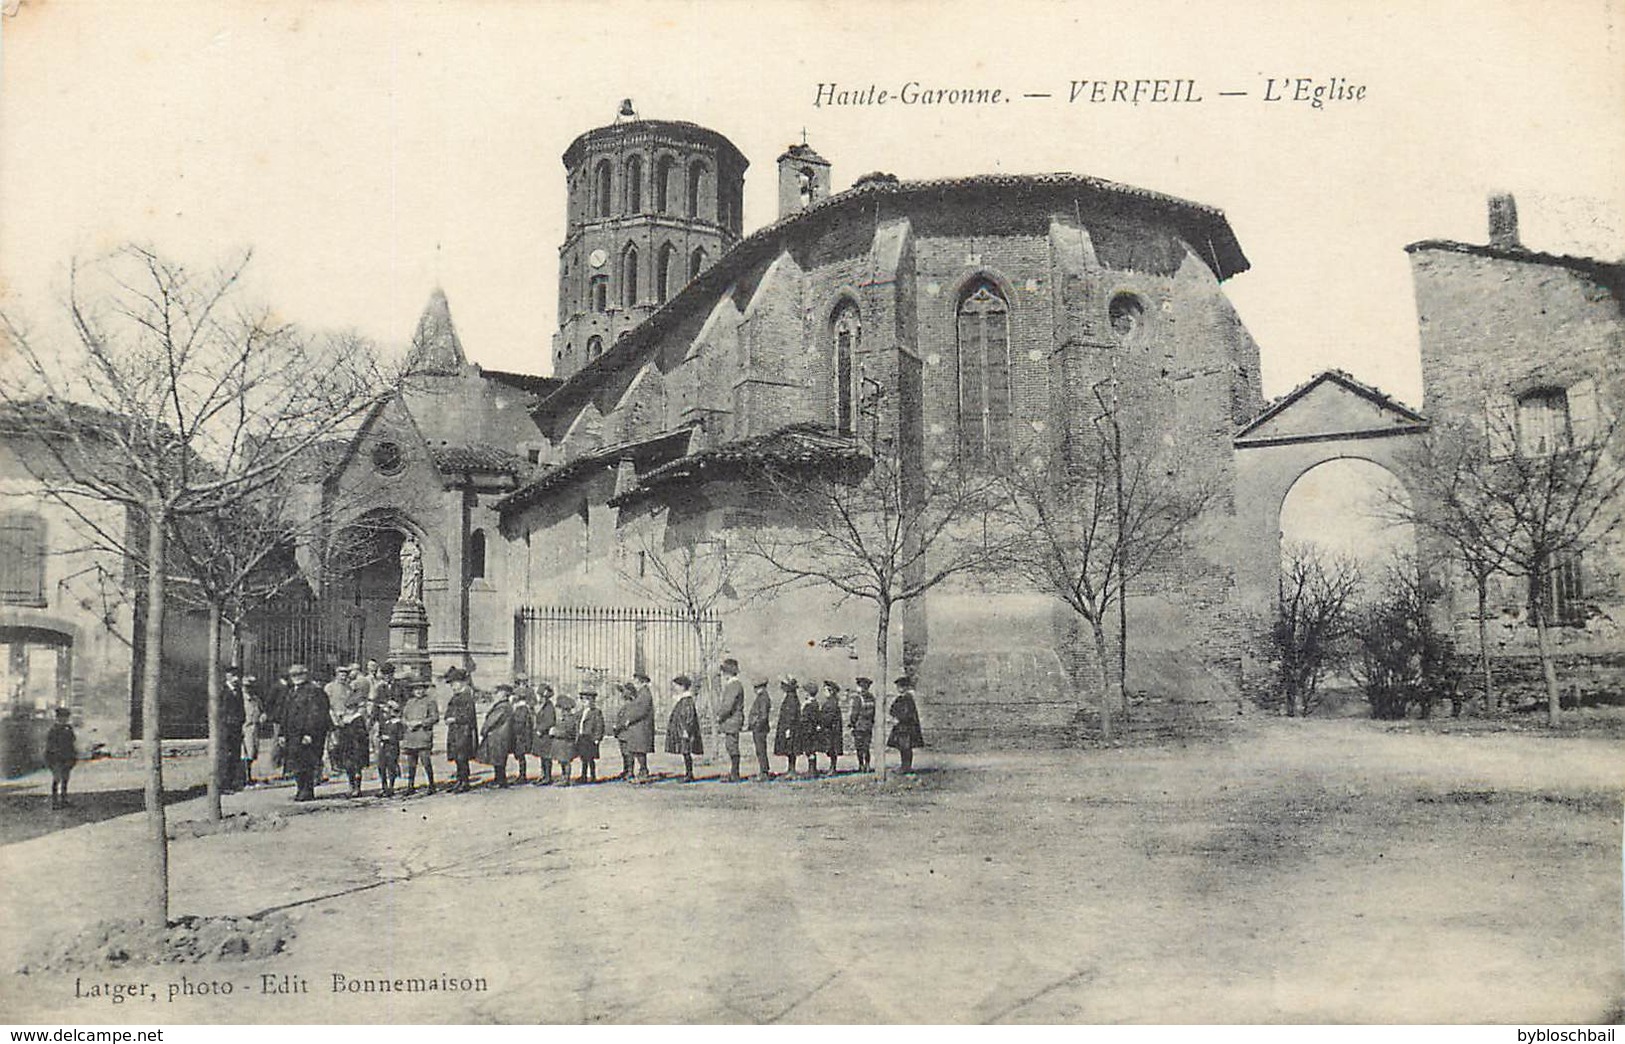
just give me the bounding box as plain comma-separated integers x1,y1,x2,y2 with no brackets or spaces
777,140,831,218
552,101,749,380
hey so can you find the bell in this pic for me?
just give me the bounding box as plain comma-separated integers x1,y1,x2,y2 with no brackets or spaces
618,98,637,119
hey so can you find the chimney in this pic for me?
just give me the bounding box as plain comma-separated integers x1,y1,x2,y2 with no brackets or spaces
777,141,832,219
1488,192,1520,249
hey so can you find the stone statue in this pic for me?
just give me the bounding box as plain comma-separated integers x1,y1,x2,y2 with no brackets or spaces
399,537,423,603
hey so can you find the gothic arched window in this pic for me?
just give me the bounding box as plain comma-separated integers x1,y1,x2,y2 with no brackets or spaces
624,155,643,214
621,245,639,308
593,160,612,218
656,243,679,303
955,279,1012,465
831,301,861,434
687,160,708,219
654,155,675,214
688,247,707,281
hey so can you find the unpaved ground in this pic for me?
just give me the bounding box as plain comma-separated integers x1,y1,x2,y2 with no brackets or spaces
1,717,1620,1024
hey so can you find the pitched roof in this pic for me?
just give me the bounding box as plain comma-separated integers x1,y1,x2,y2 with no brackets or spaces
532,170,1250,431
608,424,870,507
496,428,695,515
428,443,532,476
1234,369,1428,446
481,369,565,399
408,288,468,376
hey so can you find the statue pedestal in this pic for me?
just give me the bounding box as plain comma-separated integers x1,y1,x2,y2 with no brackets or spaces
388,599,430,684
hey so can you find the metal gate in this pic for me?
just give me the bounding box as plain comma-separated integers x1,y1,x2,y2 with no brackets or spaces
242,600,361,685
513,605,722,694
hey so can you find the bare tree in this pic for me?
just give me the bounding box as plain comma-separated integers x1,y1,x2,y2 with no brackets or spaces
0,245,403,925
1391,401,1624,725
738,430,1008,779
1000,427,1220,740
1270,542,1362,717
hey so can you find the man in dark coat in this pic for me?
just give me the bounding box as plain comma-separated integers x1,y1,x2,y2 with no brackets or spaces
887,675,926,774
623,674,655,781
772,676,801,776
716,658,746,782
664,674,703,781
848,677,877,773
612,682,637,780
746,678,773,781
374,694,404,797
798,681,824,774
442,667,478,793
510,680,535,783
476,681,516,787
820,681,845,774
331,686,371,797
550,690,579,785
532,684,557,785
44,707,76,810
283,663,331,802
219,667,247,793
576,690,605,782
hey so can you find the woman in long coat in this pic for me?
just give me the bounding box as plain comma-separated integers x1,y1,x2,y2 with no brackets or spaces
664,675,703,781
772,677,801,775
886,676,926,774
476,683,516,787
550,691,579,785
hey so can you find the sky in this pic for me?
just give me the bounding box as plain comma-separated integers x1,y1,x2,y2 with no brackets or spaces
2,0,1622,409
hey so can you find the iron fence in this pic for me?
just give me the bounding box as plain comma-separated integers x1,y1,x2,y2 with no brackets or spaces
514,605,721,699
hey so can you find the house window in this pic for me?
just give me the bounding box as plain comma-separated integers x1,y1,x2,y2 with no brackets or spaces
689,247,707,282
655,156,675,214
0,512,46,606
591,275,608,313
955,280,1012,465
621,245,640,308
1517,388,1570,456
687,160,707,219
593,160,613,218
469,529,487,580
624,154,643,214
656,243,678,303
587,336,604,360
832,301,861,434
1530,554,1585,627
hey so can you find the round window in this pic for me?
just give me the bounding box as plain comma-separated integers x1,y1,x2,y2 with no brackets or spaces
372,440,405,475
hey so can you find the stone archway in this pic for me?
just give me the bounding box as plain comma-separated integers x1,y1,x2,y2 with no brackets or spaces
320,509,441,680
1231,371,1430,625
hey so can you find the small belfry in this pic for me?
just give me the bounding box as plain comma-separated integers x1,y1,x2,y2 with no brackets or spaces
777,140,831,218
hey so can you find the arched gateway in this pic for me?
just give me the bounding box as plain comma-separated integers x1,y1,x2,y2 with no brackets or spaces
1232,370,1431,629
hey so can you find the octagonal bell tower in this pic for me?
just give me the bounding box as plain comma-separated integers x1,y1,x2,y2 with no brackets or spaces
553,101,748,379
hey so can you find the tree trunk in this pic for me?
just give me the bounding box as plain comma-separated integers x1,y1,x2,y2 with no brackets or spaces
205,602,223,822
139,507,171,927
1091,620,1113,742
873,603,890,781
1533,609,1561,726
1475,579,1495,715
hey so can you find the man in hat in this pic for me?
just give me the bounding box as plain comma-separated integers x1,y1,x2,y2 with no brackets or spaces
477,681,516,787
400,678,439,796
848,677,878,773
887,675,926,774
773,676,801,776
716,657,746,782
331,681,372,798
510,679,535,783
442,666,478,793
576,689,605,783
746,678,773,781
44,707,77,810
623,673,655,781
219,666,247,793
665,674,703,781
612,682,637,780
284,663,331,802
550,688,579,785
532,683,557,785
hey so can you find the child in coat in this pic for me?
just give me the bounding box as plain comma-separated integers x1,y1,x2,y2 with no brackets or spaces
45,707,77,810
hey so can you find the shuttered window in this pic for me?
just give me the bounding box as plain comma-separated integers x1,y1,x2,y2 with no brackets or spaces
0,512,46,606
